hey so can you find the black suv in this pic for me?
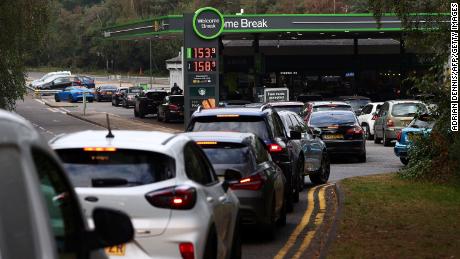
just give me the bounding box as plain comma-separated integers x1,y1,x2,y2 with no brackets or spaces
186,105,301,211
134,90,168,118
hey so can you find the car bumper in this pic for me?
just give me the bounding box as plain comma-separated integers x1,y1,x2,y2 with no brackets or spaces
97,94,113,101
72,94,94,101
233,190,271,226
166,111,185,121
385,127,403,140
323,139,365,155
394,142,408,158
126,100,136,106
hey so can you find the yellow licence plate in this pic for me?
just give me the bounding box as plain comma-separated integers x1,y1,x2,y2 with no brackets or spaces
408,134,421,141
107,91,113,94
323,134,343,140
105,244,126,256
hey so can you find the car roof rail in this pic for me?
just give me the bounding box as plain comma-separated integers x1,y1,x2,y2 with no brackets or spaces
260,103,271,111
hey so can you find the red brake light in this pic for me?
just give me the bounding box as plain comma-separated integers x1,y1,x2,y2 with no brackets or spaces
386,119,394,127
230,172,266,191
83,147,116,152
145,186,196,210
371,114,378,120
346,126,364,135
396,131,402,141
169,104,179,110
268,143,283,153
179,242,194,259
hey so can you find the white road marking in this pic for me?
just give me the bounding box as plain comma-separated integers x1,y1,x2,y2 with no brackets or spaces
34,99,45,105
47,108,59,113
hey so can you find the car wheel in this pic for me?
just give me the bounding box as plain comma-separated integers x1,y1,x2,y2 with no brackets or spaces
358,152,367,163
111,99,115,106
88,98,93,103
400,157,409,165
285,181,294,213
139,110,145,118
293,158,303,203
261,198,277,240
95,96,99,102
362,124,370,140
164,112,170,122
310,154,330,185
383,132,392,146
230,215,242,259
54,95,60,102
122,100,128,108
276,196,287,227
203,226,218,259
157,112,162,122
134,109,139,117
374,130,382,144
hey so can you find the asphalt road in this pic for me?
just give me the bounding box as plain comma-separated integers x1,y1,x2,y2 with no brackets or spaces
14,94,403,259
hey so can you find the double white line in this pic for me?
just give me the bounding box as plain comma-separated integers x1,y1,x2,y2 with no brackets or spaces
275,183,333,259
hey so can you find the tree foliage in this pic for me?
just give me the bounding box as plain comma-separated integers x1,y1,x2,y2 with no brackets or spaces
371,0,459,181
0,0,50,110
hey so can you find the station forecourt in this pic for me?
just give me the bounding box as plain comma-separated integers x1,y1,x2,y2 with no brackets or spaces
102,9,445,122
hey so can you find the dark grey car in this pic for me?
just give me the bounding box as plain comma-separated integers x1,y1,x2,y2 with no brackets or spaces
183,131,286,239
278,111,331,185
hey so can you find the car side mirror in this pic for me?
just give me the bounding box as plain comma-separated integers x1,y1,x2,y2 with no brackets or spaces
222,169,242,192
290,130,302,140
85,208,134,250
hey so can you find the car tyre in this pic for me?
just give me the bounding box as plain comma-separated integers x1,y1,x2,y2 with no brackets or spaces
400,157,409,165
276,197,287,227
95,95,100,102
285,185,294,213
203,226,218,259
261,198,277,240
164,112,170,123
362,123,372,140
230,215,242,259
374,131,382,144
157,112,162,122
310,153,330,185
134,109,139,117
122,100,128,108
357,152,367,163
54,95,60,102
383,132,392,146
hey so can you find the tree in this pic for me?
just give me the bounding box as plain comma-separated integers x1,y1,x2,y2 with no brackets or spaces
371,0,458,180
0,0,50,110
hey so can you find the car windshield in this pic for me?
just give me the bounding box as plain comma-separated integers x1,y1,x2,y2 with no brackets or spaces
409,118,435,129
346,99,370,110
313,104,352,112
128,88,143,94
309,112,357,127
192,116,270,140
201,145,250,165
392,103,427,117
100,86,117,90
56,149,175,188
170,96,184,105
273,106,303,114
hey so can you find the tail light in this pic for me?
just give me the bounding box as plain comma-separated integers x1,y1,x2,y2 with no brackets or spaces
346,126,364,135
267,143,283,153
179,243,194,259
386,119,394,127
371,114,378,120
169,104,179,110
396,131,402,142
76,80,81,85
145,185,196,210
230,172,266,191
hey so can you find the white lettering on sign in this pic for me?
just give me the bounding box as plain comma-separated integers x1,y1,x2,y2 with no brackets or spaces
224,19,268,29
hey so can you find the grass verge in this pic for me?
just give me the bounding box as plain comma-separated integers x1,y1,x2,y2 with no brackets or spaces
327,174,460,258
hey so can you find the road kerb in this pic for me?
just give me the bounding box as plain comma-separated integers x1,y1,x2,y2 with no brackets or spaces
274,186,319,259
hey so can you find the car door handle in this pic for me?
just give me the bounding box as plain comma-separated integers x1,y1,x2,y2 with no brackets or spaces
206,197,214,203
84,196,98,202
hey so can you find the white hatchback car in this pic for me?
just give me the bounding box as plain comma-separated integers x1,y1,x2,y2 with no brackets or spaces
31,71,71,88
51,130,241,259
357,102,383,140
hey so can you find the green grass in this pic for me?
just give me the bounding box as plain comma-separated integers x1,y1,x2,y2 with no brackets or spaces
327,174,460,259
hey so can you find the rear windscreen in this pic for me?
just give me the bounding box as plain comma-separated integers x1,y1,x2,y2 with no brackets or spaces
309,112,357,127
146,92,167,100
201,143,250,165
170,96,184,105
346,99,370,110
273,106,303,114
392,103,427,117
192,116,270,140
56,149,175,187
313,105,351,112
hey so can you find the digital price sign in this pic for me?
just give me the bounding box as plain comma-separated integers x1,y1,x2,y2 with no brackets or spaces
191,47,217,59
187,61,217,72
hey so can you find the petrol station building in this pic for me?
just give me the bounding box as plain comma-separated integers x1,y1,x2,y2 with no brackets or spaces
103,9,437,122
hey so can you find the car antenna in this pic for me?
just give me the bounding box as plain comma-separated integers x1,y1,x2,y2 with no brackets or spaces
106,113,114,138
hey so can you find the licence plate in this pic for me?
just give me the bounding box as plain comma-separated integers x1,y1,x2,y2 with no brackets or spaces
323,134,343,140
105,244,126,256
107,91,113,94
